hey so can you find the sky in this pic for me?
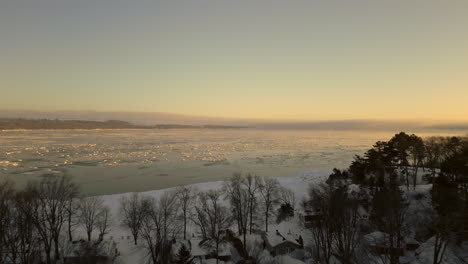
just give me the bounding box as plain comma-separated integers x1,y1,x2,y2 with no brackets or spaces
1,0,468,122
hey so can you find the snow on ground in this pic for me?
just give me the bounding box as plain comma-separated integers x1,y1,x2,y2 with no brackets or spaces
76,170,468,264
79,170,331,264
99,170,330,216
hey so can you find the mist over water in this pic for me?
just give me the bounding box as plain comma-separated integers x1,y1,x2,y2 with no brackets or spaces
0,129,461,195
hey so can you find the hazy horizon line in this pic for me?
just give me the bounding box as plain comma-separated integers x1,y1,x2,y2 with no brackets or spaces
1,109,467,133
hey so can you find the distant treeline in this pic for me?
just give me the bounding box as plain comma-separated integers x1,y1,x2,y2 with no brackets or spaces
0,118,249,130
0,118,148,130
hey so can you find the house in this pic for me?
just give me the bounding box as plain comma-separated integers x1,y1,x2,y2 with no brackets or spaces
296,200,323,229
363,231,405,257
63,240,118,264
262,230,303,256
185,239,208,263
301,208,323,228
404,237,420,251
173,239,232,264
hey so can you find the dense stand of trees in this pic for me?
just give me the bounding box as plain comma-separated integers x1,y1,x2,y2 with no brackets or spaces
0,175,111,264
316,132,468,264
118,132,465,264
115,174,283,264
304,182,362,264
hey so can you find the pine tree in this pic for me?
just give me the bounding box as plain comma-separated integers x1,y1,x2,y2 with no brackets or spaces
174,244,193,264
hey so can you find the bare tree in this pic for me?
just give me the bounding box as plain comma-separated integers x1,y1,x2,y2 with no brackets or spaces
258,177,279,232
429,176,456,264
1,180,18,264
424,137,443,184
12,191,41,264
192,200,209,239
331,185,361,264
177,186,194,239
430,213,450,264
65,188,80,242
242,173,260,234
1,182,42,264
279,186,296,208
78,196,106,241
370,175,408,264
119,192,149,245
0,179,15,262
306,184,335,264
304,182,362,264
224,173,249,248
26,175,78,264
140,191,180,264
97,206,111,241
198,190,231,264
408,135,425,190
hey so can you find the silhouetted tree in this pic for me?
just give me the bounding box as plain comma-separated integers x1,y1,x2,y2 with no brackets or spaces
370,174,408,264
119,192,149,245
140,191,179,264
177,186,194,240
224,173,249,247
197,190,230,264
242,173,260,234
174,244,193,264
258,177,279,232
26,175,78,263
78,196,106,241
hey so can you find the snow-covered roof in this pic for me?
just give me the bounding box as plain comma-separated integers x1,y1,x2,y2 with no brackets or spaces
275,255,305,264
218,242,232,256
348,184,361,194
264,230,301,248
187,239,233,257
404,236,420,245
363,231,388,246
205,259,228,264
358,205,368,217
65,240,116,258
190,239,207,256
171,240,191,255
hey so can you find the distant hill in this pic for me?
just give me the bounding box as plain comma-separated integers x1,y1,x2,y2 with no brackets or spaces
0,118,150,130
0,118,249,130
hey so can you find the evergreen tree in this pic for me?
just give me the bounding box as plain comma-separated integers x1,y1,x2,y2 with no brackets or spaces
370,174,408,264
174,244,193,264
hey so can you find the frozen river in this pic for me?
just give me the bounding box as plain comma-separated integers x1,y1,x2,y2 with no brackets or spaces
0,129,454,195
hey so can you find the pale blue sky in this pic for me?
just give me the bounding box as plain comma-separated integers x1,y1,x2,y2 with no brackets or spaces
1,0,468,120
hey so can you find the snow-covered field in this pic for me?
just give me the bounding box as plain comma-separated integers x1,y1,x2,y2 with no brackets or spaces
74,170,329,264
78,170,468,264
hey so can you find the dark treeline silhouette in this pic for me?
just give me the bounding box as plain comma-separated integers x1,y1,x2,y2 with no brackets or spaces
118,174,287,264
0,118,249,130
309,132,468,264
0,118,148,130
0,175,111,264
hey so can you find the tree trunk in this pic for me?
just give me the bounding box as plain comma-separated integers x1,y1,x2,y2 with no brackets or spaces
243,228,247,251
183,210,187,240
68,200,73,242
45,245,52,264
216,239,219,264
405,166,409,190
54,236,61,260
249,199,254,234
413,166,419,190
68,220,73,242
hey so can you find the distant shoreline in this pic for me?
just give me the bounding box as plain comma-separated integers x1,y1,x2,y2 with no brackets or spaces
0,118,249,131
